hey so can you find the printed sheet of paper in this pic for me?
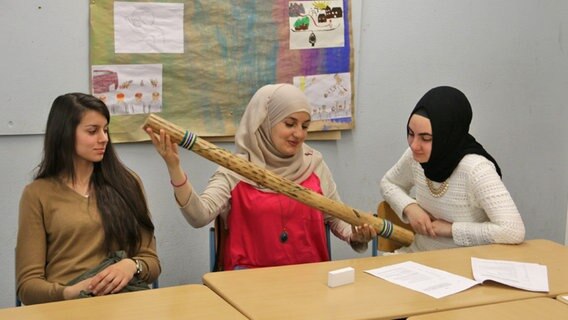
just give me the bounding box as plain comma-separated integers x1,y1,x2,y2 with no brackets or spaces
471,257,549,292
365,261,478,299
558,295,568,305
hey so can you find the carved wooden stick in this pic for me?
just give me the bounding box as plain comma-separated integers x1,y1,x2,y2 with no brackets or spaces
143,114,414,246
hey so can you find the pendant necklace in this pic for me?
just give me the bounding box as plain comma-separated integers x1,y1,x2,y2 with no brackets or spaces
426,178,449,198
67,179,91,198
280,229,289,243
278,197,288,243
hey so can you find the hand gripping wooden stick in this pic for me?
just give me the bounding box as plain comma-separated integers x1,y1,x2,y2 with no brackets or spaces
143,114,414,246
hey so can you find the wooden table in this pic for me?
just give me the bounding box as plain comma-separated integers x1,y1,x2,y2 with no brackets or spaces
407,297,568,319
203,239,568,320
0,284,247,319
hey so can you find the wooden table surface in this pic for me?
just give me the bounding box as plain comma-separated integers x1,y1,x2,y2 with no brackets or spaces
407,297,568,319
0,284,247,319
203,239,568,320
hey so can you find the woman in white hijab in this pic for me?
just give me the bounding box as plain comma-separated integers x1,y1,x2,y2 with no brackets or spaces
147,84,375,270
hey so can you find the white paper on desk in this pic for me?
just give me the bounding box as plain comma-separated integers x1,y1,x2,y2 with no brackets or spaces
471,257,549,292
365,261,478,299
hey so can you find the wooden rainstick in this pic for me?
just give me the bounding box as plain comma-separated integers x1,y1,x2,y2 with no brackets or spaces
143,114,414,246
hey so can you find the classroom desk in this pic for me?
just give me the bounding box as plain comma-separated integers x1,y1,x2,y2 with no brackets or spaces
0,284,247,319
202,239,568,320
407,297,568,319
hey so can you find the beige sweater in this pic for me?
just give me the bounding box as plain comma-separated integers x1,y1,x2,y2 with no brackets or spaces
17,178,160,305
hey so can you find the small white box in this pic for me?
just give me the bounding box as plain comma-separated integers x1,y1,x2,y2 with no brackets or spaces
327,267,355,288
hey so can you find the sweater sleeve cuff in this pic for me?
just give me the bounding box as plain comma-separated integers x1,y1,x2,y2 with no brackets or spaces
55,284,66,302
393,198,417,224
451,222,471,246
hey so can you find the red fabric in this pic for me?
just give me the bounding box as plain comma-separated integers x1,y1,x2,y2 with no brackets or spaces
223,173,329,270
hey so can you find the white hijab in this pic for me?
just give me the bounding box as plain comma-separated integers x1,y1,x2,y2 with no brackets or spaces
230,83,322,185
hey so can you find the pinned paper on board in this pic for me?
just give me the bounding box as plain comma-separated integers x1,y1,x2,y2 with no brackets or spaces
288,1,345,50
114,1,184,53
91,64,163,115
294,72,352,129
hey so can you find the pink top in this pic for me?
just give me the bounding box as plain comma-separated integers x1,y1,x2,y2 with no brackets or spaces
223,173,329,270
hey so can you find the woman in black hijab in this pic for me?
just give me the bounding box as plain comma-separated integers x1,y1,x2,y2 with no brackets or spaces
380,86,525,253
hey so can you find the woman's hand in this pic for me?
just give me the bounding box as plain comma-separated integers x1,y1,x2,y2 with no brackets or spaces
349,223,377,243
404,203,437,237
145,127,180,169
146,127,192,204
62,278,92,300
87,259,137,296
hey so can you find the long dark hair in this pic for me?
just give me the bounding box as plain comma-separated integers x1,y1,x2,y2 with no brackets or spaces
35,93,154,257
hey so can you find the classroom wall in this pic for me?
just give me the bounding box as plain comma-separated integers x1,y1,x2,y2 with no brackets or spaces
1,0,567,308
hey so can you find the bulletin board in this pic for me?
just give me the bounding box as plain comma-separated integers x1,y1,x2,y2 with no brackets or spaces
90,0,355,143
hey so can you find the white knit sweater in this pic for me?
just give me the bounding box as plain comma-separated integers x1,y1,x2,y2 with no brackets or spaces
380,148,525,252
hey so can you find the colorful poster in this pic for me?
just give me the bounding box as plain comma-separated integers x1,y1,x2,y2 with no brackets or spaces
90,0,354,142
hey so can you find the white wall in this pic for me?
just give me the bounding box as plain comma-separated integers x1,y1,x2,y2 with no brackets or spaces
1,0,567,308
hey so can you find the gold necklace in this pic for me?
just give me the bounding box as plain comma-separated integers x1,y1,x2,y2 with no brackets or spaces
426,178,449,198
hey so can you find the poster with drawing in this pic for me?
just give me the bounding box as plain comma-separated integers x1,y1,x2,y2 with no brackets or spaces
90,0,354,143
289,1,345,50
293,72,352,130
91,64,163,115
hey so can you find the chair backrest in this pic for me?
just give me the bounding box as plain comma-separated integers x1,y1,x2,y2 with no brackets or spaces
209,217,228,272
324,222,331,260
15,248,21,307
209,218,332,271
374,201,413,254
209,226,216,272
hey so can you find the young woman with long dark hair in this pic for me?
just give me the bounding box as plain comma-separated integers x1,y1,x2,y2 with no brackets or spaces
17,93,160,305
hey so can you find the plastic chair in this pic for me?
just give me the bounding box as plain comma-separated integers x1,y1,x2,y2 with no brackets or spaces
209,217,228,272
209,226,217,272
15,248,21,307
372,201,413,256
371,212,380,257
209,218,332,271
324,222,331,260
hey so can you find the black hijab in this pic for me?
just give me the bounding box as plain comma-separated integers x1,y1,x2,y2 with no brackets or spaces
408,86,501,182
